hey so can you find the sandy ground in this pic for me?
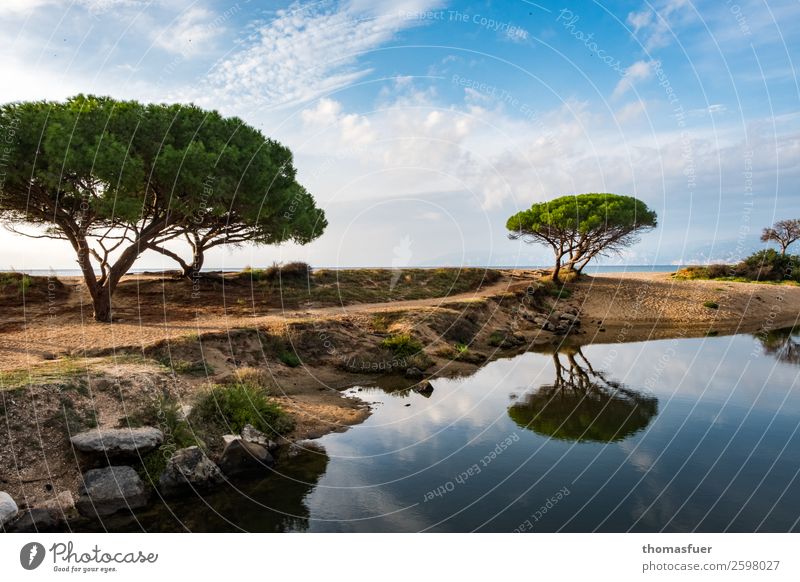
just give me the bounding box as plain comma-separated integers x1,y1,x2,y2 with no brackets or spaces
570,272,800,344
2,271,799,371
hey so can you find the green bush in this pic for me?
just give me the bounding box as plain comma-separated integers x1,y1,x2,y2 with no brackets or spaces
488,331,505,347
734,249,799,282
381,333,423,358
278,350,301,368
244,262,311,283
191,382,294,437
703,301,719,309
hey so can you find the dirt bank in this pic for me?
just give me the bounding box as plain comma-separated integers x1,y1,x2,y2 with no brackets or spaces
1,268,799,523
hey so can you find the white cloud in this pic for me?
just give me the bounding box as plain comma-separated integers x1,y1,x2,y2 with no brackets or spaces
627,0,692,51
615,100,647,124
612,60,655,99
153,6,223,56
198,0,443,110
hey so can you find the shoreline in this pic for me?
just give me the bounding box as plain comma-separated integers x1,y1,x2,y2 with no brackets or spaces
1,269,799,530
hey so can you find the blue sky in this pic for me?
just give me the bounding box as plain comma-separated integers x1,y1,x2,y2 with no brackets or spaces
1,0,798,269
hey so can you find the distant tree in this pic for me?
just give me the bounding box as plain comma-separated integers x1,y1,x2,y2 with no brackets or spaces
761,219,800,256
0,95,322,321
506,193,657,283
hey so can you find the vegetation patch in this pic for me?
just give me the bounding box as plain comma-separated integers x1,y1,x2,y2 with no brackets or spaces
675,250,800,284
381,333,423,358
190,382,295,440
703,301,720,309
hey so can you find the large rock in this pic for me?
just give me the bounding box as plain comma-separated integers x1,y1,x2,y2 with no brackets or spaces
71,427,164,457
242,424,278,452
218,439,274,477
0,492,18,528
76,466,148,518
159,446,225,496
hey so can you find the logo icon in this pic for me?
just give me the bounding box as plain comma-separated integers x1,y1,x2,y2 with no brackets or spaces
20,542,46,570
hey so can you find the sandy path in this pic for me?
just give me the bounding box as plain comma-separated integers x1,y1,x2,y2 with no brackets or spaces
0,278,516,370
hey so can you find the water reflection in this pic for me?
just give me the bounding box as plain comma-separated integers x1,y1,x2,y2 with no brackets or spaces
508,347,658,443
757,326,800,365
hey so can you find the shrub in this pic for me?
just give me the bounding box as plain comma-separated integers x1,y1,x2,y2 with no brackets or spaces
488,331,505,347
0,272,31,295
703,301,719,309
278,350,301,368
244,262,311,283
191,382,294,437
733,249,800,282
381,333,423,358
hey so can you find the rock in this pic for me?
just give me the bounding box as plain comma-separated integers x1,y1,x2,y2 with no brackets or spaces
405,367,423,379
559,312,579,323
222,434,240,446
9,509,58,532
413,381,434,397
218,439,274,476
76,466,148,518
242,424,278,451
40,490,77,520
159,446,225,496
0,491,18,527
70,427,164,457
176,404,192,421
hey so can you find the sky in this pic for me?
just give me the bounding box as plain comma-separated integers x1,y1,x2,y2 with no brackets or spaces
0,0,798,269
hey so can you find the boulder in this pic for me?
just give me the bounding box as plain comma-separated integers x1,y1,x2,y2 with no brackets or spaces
70,427,164,457
218,439,274,476
9,509,58,532
413,381,434,397
405,367,423,379
0,491,18,528
222,434,240,446
242,424,278,452
558,312,579,323
159,446,224,497
76,466,148,518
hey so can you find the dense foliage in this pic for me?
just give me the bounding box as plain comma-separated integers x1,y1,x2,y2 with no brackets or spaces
676,249,800,283
0,95,325,321
506,193,657,282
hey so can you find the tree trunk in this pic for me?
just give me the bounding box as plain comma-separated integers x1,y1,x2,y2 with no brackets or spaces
551,259,562,284
92,291,113,323
183,247,205,280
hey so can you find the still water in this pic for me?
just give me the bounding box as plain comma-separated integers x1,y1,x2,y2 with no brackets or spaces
128,328,800,532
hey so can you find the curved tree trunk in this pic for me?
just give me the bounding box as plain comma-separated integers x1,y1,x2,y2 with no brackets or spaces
184,248,205,280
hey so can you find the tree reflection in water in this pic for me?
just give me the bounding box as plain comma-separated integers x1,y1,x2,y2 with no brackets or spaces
508,347,658,443
756,326,800,365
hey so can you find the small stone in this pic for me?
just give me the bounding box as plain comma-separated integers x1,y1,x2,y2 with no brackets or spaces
413,381,434,397
0,491,18,527
405,367,423,379
218,439,274,477
76,466,148,518
40,491,77,521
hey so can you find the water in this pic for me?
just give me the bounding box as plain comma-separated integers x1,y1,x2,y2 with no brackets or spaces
121,328,800,532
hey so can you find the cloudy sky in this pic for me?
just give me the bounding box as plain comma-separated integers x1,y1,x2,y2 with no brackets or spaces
1,0,798,269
